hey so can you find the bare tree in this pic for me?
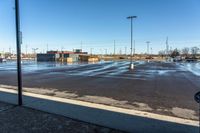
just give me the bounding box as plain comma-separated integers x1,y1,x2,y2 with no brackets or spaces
158,50,165,58
191,47,199,57
182,47,190,57
170,48,180,58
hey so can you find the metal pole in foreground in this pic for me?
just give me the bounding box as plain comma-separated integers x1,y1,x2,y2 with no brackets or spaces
15,0,23,105
127,16,137,70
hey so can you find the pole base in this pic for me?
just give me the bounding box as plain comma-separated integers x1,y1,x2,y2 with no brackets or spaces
129,63,134,70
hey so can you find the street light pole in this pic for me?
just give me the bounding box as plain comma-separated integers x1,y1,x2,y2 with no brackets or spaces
146,41,150,62
127,16,137,70
32,48,38,61
146,41,150,55
15,0,22,106
114,40,116,55
46,44,49,53
125,46,127,55
90,48,93,55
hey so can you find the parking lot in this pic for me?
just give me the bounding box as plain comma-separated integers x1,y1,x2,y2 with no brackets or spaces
0,61,199,120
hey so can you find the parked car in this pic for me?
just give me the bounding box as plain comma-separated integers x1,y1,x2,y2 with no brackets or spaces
0,58,6,62
185,56,198,62
173,56,182,62
145,56,154,59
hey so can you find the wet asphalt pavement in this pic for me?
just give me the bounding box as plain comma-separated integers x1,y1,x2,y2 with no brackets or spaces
0,61,199,120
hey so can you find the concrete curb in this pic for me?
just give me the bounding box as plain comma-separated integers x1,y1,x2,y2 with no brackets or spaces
0,88,198,133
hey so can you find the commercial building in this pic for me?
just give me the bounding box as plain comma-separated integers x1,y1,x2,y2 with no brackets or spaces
79,55,99,62
37,50,87,62
37,53,59,62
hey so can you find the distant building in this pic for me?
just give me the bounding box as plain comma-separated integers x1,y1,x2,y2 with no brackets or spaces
79,55,99,62
73,49,82,53
37,50,87,62
73,49,88,55
37,53,59,62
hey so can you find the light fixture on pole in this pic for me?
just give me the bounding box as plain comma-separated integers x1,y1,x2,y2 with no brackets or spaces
127,16,137,70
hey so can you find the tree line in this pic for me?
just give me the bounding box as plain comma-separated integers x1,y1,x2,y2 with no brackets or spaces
158,46,200,58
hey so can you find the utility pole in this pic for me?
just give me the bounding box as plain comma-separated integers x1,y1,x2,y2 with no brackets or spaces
114,40,116,55
166,37,169,54
127,16,137,70
9,47,11,53
32,48,38,61
125,46,127,55
146,41,150,55
61,46,64,52
134,40,136,55
46,44,49,53
90,48,93,55
119,48,122,55
100,49,103,60
104,49,107,55
81,41,83,51
166,37,169,59
25,44,28,55
15,0,22,106
61,46,64,62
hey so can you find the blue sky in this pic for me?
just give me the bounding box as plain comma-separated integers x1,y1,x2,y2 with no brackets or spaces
0,0,200,54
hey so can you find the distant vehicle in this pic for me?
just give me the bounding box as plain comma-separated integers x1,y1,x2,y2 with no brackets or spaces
166,57,173,62
0,58,6,62
145,56,154,59
173,56,182,62
119,56,127,59
185,56,198,62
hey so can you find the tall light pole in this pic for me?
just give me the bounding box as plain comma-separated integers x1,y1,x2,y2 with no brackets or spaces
81,41,83,51
15,0,22,106
25,44,28,55
134,40,136,55
146,41,150,62
146,41,150,55
113,40,116,55
32,48,38,61
166,37,168,53
9,46,11,54
90,48,93,55
104,49,107,55
125,46,127,55
127,16,137,70
46,44,49,53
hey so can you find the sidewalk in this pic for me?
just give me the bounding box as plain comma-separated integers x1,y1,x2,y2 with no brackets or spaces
0,88,198,133
0,102,124,133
